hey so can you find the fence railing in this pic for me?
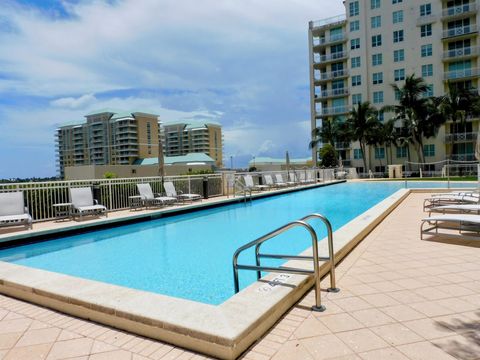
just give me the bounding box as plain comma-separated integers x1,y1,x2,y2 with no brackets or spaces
0,174,223,222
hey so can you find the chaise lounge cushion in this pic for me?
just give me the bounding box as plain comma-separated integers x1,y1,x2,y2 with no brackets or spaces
0,192,25,216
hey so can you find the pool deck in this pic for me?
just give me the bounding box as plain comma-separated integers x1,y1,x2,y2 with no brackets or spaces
0,192,478,359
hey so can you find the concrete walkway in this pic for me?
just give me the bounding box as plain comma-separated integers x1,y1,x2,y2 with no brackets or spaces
0,193,478,359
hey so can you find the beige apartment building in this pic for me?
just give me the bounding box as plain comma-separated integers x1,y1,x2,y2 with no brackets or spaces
162,120,223,167
309,0,480,175
55,109,160,178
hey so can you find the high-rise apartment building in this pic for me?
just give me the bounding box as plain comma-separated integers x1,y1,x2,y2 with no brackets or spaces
163,120,223,167
55,109,160,178
309,0,479,174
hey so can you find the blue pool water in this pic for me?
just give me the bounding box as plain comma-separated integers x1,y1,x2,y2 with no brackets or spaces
0,181,475,304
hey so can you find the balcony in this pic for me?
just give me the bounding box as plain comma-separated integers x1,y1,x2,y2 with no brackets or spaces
313,33,347,48
443,67,480,80
442,25,478,39
314,69,349,83
451,153,476,161
442,3,477,20
443,46,479,61
417,14,437,26
316,88,349,100
310,14,347,31
335,142,351,149
313,51,348,65
444,132,478,143
316,106,352,117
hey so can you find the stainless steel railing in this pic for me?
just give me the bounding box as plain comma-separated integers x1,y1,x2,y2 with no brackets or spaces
232,213,338,312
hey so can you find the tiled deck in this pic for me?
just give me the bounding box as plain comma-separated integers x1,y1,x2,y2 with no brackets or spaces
0,192,478,359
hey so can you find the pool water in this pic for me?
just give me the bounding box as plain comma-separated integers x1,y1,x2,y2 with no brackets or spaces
0,181,475,304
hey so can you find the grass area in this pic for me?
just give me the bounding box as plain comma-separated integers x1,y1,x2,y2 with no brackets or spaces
382,177,477,181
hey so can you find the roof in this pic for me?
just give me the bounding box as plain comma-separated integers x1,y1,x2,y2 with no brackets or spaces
86,109,159,119
249,157,312,165
56,120,85,129
163,120,221,129
134,153,215,166
85,108,122,117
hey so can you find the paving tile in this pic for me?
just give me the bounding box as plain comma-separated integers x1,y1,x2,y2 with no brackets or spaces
350,308,396,327
46,338,93,359
270,340,314,360
403,318,456,340
4,343,52,360
371,323,423,346
15,327,61,347
333,297,373,312
432,333,480,360
408,301,453,318
0,332,22,350
397,341,458,360
359,347,409,360
318,313,364,333
300,334,354,359
89,350,132,360
359,294,400,308
293,316,330,339
335,328,388,353
0,318,32,335
380,304,426,322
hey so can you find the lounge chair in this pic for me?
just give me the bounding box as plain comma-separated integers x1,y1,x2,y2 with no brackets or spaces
69,187,107,220
421,214,480,240
163,181,202,202
423,193,480,211
288,172,298,185
243,175,269,191
0,192,32,229
264,174,284,188
274,174,289,187
137,183,176,209
428,204,480,216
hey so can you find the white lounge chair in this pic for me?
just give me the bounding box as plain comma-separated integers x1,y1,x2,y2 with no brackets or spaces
428,204,480,216
243,175,269,191
0,192,32,229
264,174,284,188
421,214,480,240
69,187,107,220
288,172,298,185
274,174,289,187
137,183,176,208
164,181,202,202
423,194,480,211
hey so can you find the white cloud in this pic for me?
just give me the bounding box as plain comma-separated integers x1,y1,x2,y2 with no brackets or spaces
50,93,97,109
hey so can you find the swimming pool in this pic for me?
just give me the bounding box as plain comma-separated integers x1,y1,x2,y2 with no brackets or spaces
0,181,474,305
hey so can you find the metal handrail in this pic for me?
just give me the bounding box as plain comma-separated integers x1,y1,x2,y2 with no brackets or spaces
233,214,338,312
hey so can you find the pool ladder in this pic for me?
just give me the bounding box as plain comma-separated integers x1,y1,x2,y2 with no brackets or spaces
232,214,339,312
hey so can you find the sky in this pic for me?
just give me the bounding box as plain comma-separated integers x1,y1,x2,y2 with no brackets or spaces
0,0,344,178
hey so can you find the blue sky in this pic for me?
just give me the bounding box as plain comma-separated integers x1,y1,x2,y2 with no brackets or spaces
0,0,344,178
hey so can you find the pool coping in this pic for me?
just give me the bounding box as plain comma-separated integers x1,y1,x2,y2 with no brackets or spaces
0,185,421,359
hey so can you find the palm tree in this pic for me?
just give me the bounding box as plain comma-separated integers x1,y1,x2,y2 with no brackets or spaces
345,102,380,172
309,117,339,149
380,119,397,166
440,83,479,158
386,75,445,164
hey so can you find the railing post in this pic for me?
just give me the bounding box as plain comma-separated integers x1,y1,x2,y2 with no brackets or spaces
108,180,113,211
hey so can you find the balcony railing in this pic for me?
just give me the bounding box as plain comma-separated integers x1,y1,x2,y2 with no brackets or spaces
444,132,478,142
442,3,477,19
317,88,349,99
451,153,476,161
335,142,351,149
315,69,349,82
314,51,348,64
313,33,347,47
443,67,480,80
442,24,478,38
317,106,352,116
310,14,347,29
443,46,479,60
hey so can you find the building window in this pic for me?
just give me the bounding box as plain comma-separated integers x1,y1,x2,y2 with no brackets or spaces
378,110,384,122
393,30,404,43
350,20,360,32
371,0,380,9
349,1,360,16
395,89,401,101
372,53,383,66
351,38,360,49
354,148,363,159
393,10,403,23
425,84,434,97
392,0,402,3
421,44,433,57
396,146,407,158
375,147,385,159
352,93,362,104
420,3,431,16
393,49,405,62
371,15,381,29
421,24,432,37
423,144,435,157
422,64,433,77
352,75,362,86
351,56,361,68
394,68,405,81
372,34,382,47
373,72,383,84
373,91,384,104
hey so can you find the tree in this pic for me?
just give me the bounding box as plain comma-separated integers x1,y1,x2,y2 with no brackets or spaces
380,119,397,166
309,117,344,150
345,102,380,172
440,83,480,158
319,144,337,168
386,75,445,164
